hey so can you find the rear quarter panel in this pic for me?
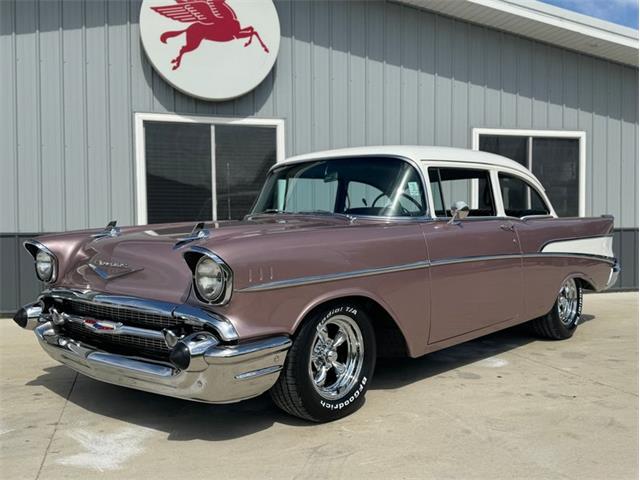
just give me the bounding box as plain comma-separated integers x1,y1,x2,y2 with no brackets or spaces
515,216,614,319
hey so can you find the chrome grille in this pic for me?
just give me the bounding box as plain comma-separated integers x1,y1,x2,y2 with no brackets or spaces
61,321,170,361
63,299,178,330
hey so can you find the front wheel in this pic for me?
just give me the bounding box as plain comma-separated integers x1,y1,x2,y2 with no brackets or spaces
270,302,376,422
531,278,583,340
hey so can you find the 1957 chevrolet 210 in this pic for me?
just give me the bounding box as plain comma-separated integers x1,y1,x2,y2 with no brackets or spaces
14,146,619,422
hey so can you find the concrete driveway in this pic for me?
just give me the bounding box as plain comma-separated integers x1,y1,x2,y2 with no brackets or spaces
1,292,637,480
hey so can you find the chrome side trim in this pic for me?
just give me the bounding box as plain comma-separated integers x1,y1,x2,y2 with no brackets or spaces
525,252,617,265
429,252,617,267
237,252,617,292
237,261,429,292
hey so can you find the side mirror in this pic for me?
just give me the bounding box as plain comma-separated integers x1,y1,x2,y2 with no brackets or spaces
448,201,470,224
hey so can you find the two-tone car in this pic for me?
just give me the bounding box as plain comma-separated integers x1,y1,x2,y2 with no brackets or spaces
13,146,619,422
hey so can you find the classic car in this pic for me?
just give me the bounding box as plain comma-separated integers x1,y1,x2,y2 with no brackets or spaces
14,146,619,422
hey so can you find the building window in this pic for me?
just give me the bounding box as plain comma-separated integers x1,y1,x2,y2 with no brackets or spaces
135,114,285,224
472,129,586,217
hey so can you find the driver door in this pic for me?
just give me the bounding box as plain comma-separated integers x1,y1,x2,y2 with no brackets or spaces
423,166,523,344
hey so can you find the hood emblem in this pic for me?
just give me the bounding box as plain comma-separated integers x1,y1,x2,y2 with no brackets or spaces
89,258,143,280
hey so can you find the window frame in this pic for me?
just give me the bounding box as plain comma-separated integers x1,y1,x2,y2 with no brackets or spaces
134,112,285,225
472,128,586,217
422,161,556,220
426,165,498,219
257,155,432,220
497,171,552,218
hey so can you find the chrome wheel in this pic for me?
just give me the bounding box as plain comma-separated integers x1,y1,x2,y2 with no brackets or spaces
308,314,364,400
557,278,579,326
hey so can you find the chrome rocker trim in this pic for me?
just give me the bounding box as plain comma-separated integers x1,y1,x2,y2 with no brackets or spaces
31,320,291,404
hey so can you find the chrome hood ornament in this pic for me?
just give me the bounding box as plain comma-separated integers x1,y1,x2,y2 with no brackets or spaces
173,222,210,249
92,220,121,239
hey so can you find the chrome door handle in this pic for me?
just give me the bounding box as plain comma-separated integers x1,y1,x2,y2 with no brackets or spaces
499,223,515,232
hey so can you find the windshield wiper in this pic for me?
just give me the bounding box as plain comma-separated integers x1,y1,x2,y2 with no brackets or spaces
257,209,289,214
298,210,356,222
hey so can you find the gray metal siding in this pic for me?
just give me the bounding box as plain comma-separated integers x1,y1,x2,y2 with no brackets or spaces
1,0,637,234
0,0,638,312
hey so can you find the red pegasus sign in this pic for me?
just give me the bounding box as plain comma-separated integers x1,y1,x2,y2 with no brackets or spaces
151,0,269,70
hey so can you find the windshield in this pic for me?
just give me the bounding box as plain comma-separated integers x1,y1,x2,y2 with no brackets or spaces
251,157,427,217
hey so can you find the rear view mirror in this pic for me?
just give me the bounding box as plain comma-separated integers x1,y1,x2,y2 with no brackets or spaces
448,201,469,224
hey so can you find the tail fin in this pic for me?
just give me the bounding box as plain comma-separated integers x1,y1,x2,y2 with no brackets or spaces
160,29,186,44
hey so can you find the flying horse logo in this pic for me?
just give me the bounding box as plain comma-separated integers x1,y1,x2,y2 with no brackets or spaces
151,0,269,70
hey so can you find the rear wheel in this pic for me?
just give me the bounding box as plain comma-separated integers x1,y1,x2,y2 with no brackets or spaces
531,278,583,340
270,302,376,422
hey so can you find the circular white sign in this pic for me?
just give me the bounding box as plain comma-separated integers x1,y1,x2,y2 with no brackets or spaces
140,0,280,101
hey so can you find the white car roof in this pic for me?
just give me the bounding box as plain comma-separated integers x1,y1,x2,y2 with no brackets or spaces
283,145,542,188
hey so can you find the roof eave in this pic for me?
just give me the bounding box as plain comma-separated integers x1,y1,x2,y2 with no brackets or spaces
397,0,639,67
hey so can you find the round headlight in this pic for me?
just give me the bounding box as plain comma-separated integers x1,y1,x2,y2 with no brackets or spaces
195,256,225,302
35,250,54,282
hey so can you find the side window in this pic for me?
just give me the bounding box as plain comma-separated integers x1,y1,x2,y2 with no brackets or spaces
428,167,496,217
498,173,550,217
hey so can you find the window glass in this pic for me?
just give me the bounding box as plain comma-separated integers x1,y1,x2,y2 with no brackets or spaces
253,157,426,217
346,181,384,211
479,133,580,217
428,167,496,217
144,121,277,224
531,138,579,217
498,173,550,217
145,122,212,224
479,135,528,167
215,125,277,220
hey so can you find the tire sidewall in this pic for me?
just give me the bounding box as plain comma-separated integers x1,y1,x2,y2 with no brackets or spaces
294,303,376,422
553,281,583,334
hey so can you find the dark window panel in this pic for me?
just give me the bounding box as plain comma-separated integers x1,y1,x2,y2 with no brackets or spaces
145,122,212,224
215,126,277,220
532,138,580,217
479,135,528,166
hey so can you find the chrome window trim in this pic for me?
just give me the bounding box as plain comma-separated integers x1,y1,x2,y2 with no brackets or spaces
237,252,617,292
237,260,430,292
24,240,58,283
496,171,554,219
252,154,432,220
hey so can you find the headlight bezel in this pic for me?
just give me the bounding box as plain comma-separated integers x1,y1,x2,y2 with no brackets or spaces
184,248,233,305
24,240,58,283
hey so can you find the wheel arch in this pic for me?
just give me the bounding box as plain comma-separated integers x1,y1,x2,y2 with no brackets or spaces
292,291,410,358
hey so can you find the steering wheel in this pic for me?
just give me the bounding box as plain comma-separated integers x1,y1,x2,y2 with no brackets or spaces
371,192,422,216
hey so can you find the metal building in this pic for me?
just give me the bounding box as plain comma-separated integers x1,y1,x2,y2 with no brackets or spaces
1,0,638,314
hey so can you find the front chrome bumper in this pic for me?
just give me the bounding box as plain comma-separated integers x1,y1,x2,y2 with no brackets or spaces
32,321,290,403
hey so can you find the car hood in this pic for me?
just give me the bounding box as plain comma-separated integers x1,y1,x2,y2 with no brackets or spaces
42,216,356,304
